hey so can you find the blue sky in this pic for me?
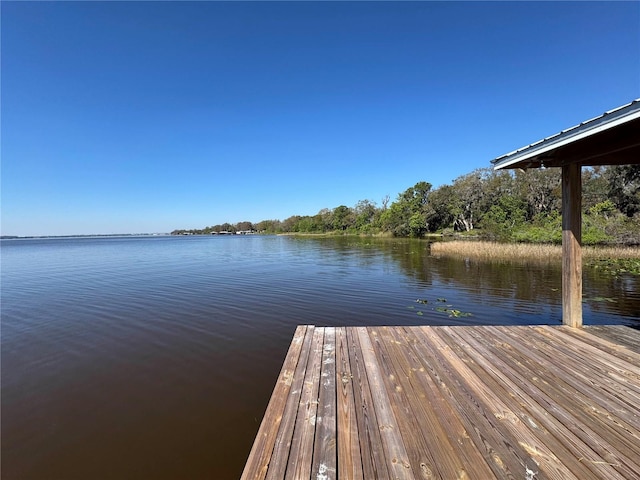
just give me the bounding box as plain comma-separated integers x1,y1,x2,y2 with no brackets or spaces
2,1,639,236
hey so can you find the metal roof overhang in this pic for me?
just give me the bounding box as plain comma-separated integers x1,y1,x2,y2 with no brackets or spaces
491,99,640,170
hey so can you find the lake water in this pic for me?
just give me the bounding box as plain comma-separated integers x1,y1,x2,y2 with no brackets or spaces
2,235,638,479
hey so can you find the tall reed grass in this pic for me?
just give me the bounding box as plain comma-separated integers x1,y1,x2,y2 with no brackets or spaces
430,241,640,261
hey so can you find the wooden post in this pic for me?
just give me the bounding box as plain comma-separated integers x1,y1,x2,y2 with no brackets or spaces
562,163,582,327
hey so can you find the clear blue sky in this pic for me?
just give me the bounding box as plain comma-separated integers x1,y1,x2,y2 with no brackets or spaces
2,1,638,236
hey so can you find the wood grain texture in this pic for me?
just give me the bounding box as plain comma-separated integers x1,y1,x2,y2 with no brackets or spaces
562,163,583,327
346,327,389,479
357,327,414,479
311,327,337,480
265,326,316,480
243,325,640,479
335,327,363,480
285,328,324,480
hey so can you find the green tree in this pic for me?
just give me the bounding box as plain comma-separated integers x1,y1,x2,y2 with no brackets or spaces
425,185,456,232
255,219,281,233
331,205,354,231
236,221,254,232
514,168,561,218
480,195,527,241
353,199,378,232
449,170,486,231
281,215,302,232
295,216,315,232
582,166,610,212
315,209,333,232
607,165,640,217
382,181,432,237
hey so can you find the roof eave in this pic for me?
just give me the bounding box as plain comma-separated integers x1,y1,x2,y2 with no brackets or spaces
491,99,640,170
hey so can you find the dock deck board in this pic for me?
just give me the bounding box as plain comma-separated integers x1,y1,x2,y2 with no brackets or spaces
241,325,640,479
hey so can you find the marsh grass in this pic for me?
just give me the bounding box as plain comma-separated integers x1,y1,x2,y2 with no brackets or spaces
430,241,640,262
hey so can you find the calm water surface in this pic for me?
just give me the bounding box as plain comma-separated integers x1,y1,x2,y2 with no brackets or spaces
2,235,638,479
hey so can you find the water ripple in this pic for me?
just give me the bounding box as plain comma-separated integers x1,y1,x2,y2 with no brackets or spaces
1,235,638,479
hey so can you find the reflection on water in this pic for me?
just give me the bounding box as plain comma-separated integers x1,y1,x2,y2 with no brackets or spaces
297,236,639,322
1,235,638,479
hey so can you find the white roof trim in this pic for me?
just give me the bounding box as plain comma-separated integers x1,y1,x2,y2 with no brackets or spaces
492,99,640,170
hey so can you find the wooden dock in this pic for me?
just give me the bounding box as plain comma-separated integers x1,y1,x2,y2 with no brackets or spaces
241,325,640,480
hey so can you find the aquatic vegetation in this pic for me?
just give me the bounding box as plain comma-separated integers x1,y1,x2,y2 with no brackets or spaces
587,258,640,277
431,241,640,268
411,298,472,318
435,306,473,317
584,296,616,303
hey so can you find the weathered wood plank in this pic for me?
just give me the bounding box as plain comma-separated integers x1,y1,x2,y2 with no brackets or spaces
392,327,498,479
346,327,389,479
446,326,631,479
265,326,316,480
490,327,640,431
335,327,364,480
531,326,640,400
516,328,640,478
417,326,563,479
368,326,445,479
357,327,414,479
585,325,640,354
564,325,640,362
241,325,309,480
401,326,529,479
243,325,640,480
479,326,640,479
540,326,640,377
374,326,496,479
311,327,337,480
284,327,324,480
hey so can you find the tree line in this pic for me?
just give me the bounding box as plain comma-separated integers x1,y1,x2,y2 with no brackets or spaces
171,165,640,245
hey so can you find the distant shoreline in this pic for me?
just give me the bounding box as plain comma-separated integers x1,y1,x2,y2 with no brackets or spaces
0,233,169,240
